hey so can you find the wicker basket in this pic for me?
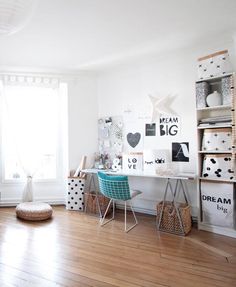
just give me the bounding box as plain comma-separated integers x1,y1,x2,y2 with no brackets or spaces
85,192,111,216
156,201,192,235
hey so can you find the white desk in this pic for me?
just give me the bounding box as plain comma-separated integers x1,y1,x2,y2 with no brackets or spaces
81,169,195,226
82,168,195,180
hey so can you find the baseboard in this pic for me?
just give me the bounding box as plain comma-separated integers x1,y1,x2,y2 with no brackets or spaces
199,222,236,238
116,203,156,216
0,198,65,207
192,216,198,223
115,203,199,222
0,199,199,223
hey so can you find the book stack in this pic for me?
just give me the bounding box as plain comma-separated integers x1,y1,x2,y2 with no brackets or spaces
198,115,232,127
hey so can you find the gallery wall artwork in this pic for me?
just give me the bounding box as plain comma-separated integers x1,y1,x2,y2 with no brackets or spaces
172,142,189,162
123,152,143,172
123,121,144,152
160,116,180,137
145,123,156,136
143,149,169,172
98,116,123,161
127,132,141,148
98,90,190,171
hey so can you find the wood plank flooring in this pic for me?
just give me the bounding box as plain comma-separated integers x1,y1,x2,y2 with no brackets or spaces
0,206,235,287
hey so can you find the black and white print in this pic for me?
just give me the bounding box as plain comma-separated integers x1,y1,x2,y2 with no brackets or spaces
145,123,156,136
143,149,169,172
123,153,143,172
172,142,189,162
159,116,180,137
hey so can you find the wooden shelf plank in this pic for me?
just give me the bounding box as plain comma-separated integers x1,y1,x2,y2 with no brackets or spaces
199,177,236,183
197,105,231,111
196,72,234,83
197,124,232,129
198,150,233,154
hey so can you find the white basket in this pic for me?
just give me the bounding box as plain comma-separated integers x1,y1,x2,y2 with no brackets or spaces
201,181,235,228
202,154,234,180
202,128,232,151
197,50,232,80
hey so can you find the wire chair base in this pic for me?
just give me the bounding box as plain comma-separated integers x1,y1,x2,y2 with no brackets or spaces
100,199,138,232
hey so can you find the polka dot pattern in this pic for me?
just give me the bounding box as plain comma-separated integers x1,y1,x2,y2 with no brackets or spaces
197,51,232,80
202,154,234,180
66,177,85,211
202,128,232,152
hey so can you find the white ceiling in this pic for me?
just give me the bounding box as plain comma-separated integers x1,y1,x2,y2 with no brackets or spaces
0,0,236,72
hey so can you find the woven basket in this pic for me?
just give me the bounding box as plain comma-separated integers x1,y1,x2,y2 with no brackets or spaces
156,201,192,235
85,192,111,216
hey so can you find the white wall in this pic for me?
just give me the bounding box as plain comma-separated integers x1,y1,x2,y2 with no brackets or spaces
96,37,236,216
67,74,98,172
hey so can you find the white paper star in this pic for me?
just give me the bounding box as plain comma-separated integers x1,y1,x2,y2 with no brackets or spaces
149,94,178,122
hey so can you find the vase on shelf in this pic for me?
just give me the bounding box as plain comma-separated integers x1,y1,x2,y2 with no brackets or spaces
206,91,222,107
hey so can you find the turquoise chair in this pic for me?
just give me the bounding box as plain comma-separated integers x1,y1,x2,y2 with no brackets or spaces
97,171,142,232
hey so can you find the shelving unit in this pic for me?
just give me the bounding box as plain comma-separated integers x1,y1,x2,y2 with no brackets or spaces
196,72,236,238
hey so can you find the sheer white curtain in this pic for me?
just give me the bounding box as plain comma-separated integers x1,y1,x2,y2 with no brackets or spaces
2,74,59,202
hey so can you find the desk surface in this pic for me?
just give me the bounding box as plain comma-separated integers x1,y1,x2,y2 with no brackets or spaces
81,169,195,180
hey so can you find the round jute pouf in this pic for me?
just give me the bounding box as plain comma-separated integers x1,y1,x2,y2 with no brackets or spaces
16,202,53,221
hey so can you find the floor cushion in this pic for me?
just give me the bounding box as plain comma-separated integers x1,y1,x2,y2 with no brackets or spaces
16,202,53,221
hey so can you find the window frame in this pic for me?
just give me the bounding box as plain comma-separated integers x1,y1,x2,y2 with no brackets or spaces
0,81,67,185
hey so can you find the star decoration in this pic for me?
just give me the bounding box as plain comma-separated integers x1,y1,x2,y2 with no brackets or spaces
148,94,178,122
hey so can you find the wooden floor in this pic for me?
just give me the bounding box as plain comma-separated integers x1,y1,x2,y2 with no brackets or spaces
0,206,235,287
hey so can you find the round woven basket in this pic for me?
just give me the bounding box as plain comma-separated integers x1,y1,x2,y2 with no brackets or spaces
16,202,53,221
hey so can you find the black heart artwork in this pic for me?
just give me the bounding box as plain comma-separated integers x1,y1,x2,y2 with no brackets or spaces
127,132,141,148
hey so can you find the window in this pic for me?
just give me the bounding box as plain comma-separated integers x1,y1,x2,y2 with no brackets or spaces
2,81,65,181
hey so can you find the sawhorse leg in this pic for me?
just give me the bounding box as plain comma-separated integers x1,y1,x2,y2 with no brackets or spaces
85,173,102,218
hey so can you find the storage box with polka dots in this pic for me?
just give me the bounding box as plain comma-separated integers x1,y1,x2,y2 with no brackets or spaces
202,154,234,180
66,177,85,211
